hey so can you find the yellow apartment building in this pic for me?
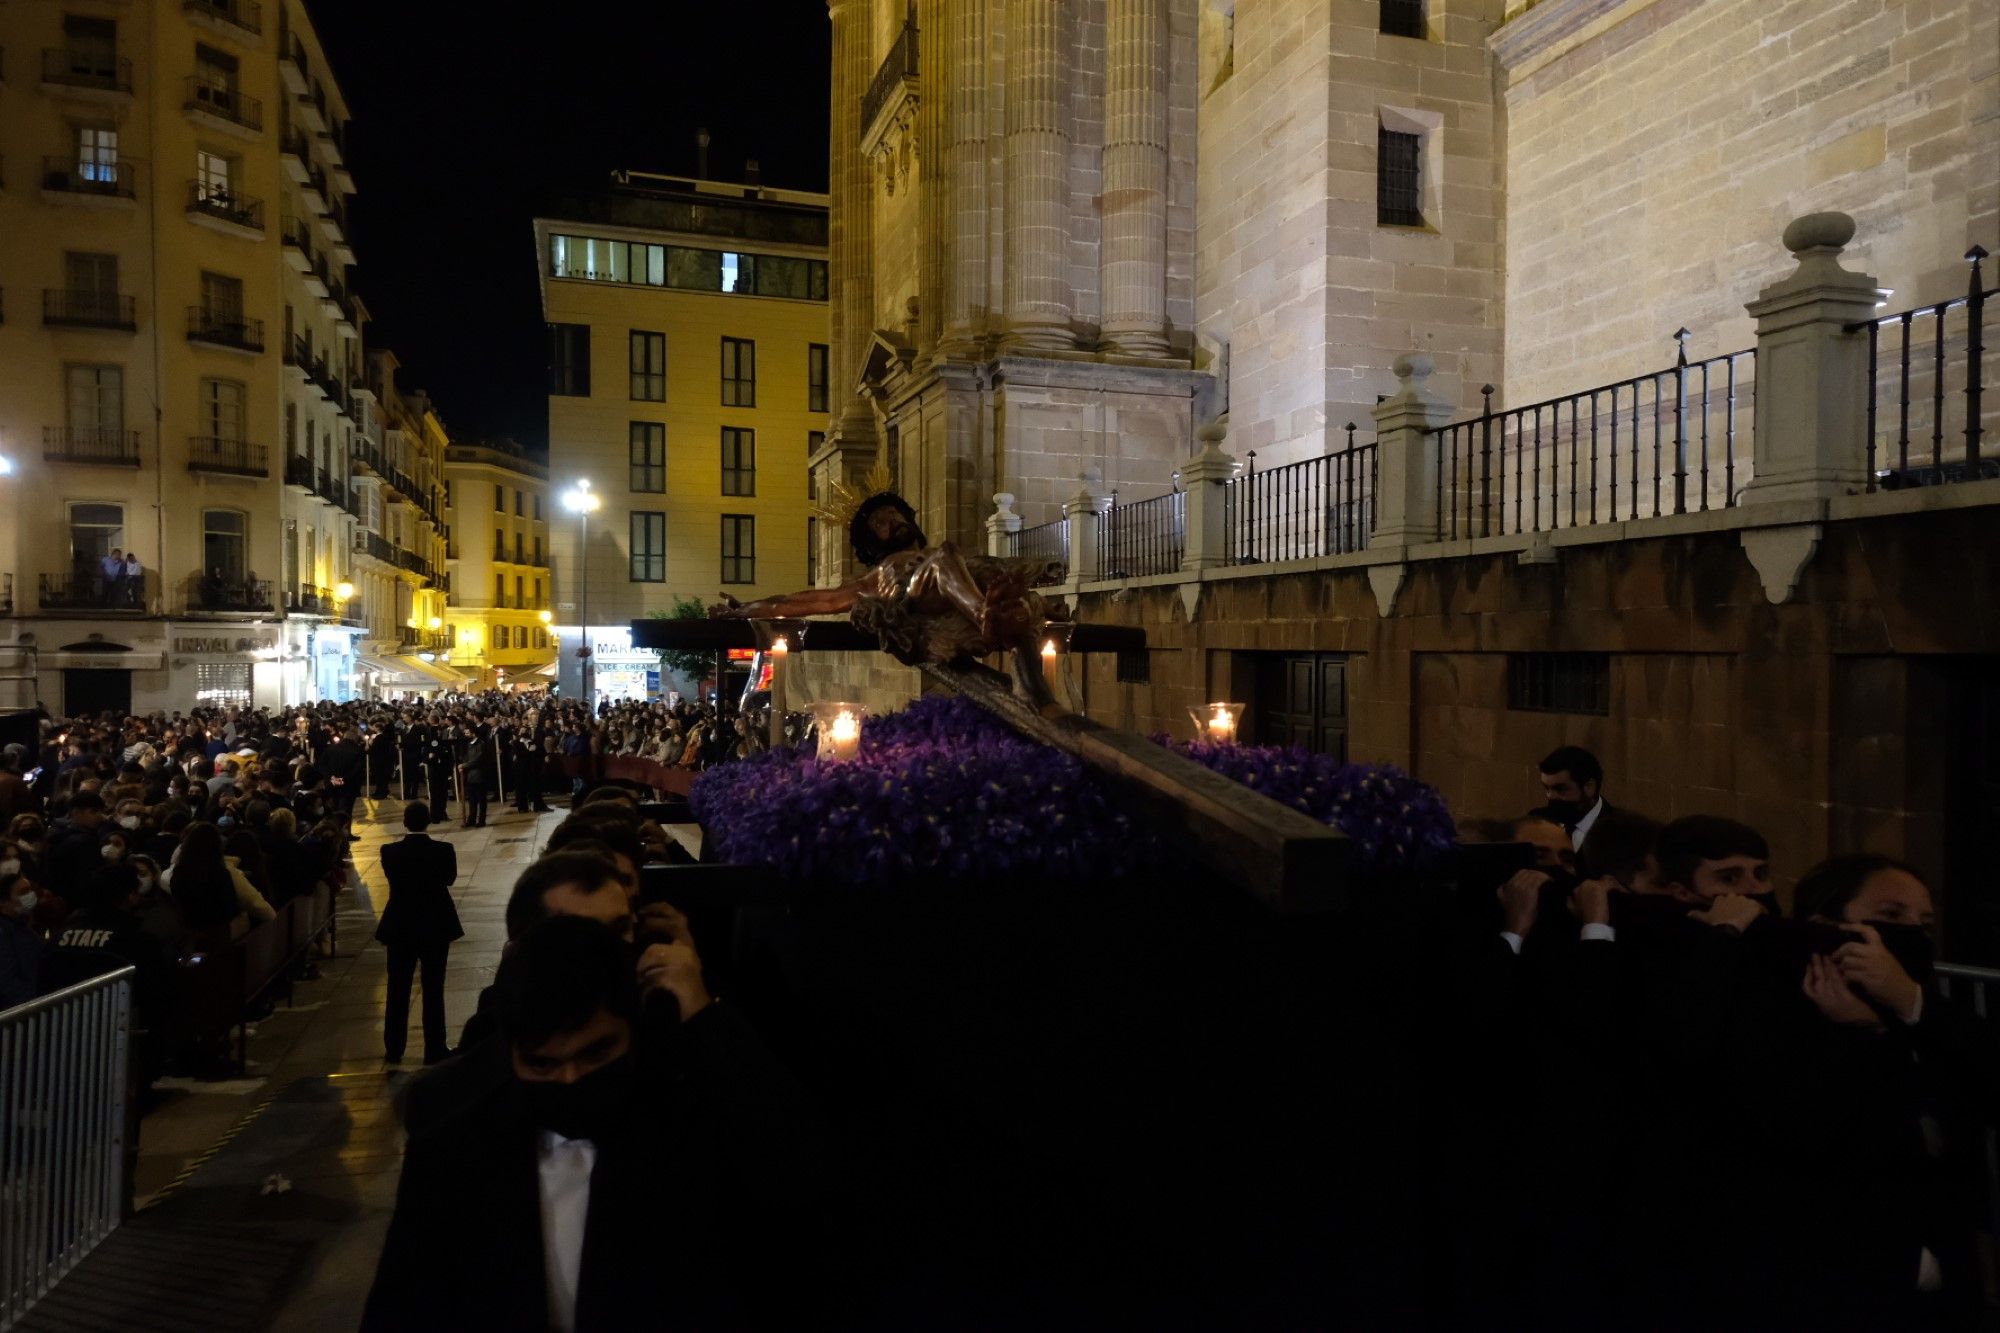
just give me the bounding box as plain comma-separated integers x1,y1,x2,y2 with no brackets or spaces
534,169,830,699
442,441,554,691
0,0,412,710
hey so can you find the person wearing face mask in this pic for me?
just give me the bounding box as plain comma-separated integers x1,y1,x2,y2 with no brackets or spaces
1536,745,1614,856
366,916,826,1332
1771,854,2000,1331
126,853,186,958
44,790,111,901
0,873,48,1008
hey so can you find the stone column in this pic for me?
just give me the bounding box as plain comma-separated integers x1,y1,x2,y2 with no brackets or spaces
1002,0,1075,350
941,0,988,354
1180,420,1241,570
917,0,947,354
829,0,879,447
1100,0,1168,356
1371,354,1453,546
1740,212,1886,504
985,492,1022,556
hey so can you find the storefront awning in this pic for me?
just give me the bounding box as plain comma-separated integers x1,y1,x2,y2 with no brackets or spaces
393,654,470,689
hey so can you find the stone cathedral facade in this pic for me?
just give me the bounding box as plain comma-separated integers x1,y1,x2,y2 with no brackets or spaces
820,0,1995,566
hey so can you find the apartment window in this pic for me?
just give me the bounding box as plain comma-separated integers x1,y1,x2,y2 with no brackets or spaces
200,379,246,441
66,364,124,433
720,515,755,585
630,511,666,582
534,577,544,607
548,234,829,301
629,422,665,493
809,429,826,456
1380,0,1425,37
547,323,591,396
1507,653,1611,715
806,517,819,586
721,427,756,497
195,150,234,205
76,127,119,184
203,509,247,580
721,337,756,407
808,343,829,412
629,330,665,401
62,16,118,80
533,494,543,520
65,252,119,321
514,575,524,607
534,536,544,564
200,271,244,322
515,489,525,516
192,45,239,107
1377,127,1424,226
495,625,510,650
69,502,125,567
494,573,505,605
494,483,505,512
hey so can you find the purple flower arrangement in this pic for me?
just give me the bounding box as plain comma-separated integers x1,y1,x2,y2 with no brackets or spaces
690,695,1140,888
1154,738,1457,872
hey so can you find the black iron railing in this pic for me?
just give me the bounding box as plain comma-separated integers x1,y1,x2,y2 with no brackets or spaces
1852,248,1994,491
1096,491,1187,579
42,155,135,199
189,578,273,613
1225,430,1379,563
40,573,148,611
187,180,264,230
43,289,135,330
184,0,263,35
399,629,449,652
43,426,140,465
41,49,131,93
861,18,918,131
183,78,263,132
355,530,396,563
187,436,268,476
1008,516,1070,577
284,453,313,489
0,574,12,615
187,306,264,352
1431,337,1755,540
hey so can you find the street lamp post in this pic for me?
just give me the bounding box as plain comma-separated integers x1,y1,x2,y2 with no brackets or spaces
562,479,602,706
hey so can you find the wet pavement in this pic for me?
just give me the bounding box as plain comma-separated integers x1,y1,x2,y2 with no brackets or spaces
19,798,563,1332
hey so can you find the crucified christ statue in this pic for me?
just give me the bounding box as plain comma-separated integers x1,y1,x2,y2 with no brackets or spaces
710,491,1065,668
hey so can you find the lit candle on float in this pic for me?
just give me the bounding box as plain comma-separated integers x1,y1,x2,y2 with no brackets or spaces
1041,638,1062,700
1190,702,1245,745
769,635,788,747
826,709,861,761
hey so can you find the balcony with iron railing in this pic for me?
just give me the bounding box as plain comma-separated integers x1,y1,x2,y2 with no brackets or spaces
42,155,135,201
398,628,449,653
183,0,263,38
186,179,264,233
43,289,135,331
187,305,264,353
187,435,269,477
40,49,132,98
284,452,314,490
184,77,263,135
39,572,149,613
185,576,274,615
861,19,919,137
43,426,140,466
354,529,396,564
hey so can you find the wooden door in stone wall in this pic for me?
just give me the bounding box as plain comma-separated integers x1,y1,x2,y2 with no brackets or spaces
1252,653,1348,759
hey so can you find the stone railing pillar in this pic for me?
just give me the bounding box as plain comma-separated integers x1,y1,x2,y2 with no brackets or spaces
1063,481,1112,583
986,492,1023,557
1179,419,1241,570
1741,212,1886,504
1371,354,1453,546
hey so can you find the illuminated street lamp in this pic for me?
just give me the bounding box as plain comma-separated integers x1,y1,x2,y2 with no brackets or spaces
333,580,355,602
562,479,603,704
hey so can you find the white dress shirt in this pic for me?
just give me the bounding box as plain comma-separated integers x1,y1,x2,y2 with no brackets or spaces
537,1131,597,1333
1569,797,1606,851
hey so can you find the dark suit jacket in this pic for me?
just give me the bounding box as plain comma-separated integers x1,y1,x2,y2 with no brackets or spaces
367,1007,835,1331
374,833,462,949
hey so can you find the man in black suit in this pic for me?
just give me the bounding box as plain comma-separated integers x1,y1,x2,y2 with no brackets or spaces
364,917,827,1332
398,721,426,800
423,728,455,824
322,727,365,818
365,722,397,799
375,800,463,1065
1536,744,1612,857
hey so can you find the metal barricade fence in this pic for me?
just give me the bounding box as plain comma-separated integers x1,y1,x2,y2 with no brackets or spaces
1,966,133,1331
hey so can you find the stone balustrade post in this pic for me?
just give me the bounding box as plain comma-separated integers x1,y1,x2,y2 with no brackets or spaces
1179,420,1241,570
986,492,1023,557
1063,482,1112,583
1740,212,1886,504
1370,354,1453,546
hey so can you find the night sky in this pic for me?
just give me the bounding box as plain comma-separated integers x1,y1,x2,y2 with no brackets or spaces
308,0,832,456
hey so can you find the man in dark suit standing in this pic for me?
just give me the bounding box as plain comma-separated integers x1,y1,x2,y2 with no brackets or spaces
398,721,426,800
366,722,397,799
423,727,455,824
322,727,365,819
375,800,462,1065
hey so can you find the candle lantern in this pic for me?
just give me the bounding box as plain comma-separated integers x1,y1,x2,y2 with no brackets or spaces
809,701,868,763
1036,620,1078,711
1189,702,1246,745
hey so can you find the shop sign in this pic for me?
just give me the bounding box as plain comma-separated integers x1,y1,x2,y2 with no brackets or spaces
173,636,272,655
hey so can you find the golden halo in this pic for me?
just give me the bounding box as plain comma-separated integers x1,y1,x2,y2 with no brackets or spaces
810,457,898,529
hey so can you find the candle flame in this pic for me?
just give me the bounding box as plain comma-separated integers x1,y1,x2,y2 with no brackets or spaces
771,636,789,654
1041,639,1058,658
830,711,860,743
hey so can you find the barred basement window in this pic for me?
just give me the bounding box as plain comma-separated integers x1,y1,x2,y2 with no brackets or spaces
1380,0,1425,39
194,662,252,708
1507,653,1611,715
1377,127,1423,226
